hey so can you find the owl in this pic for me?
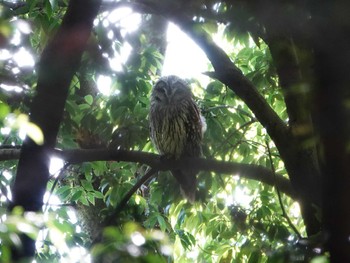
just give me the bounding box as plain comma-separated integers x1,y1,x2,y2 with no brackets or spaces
149,75,206,202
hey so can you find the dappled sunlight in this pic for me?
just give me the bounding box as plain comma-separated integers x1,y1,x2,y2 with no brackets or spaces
108,42,132,72
233,187,253,208
163,23,210,82
13,48,35,68
0,49,11,60
289,202,301,218
107,7,141,35
49,157,64,176
43,193,61,210
95,8,140,73
0,83,23,93
96,75,112,95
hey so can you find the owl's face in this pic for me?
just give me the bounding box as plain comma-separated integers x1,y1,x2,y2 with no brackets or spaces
151,75,192,107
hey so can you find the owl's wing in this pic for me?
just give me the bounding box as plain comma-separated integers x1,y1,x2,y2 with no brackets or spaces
171,100,204,202
183,100,204,157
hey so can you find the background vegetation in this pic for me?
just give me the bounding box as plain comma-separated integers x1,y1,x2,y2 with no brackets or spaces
1,0,349,262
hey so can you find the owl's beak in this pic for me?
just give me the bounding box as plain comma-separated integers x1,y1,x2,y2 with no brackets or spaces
166,91,175,104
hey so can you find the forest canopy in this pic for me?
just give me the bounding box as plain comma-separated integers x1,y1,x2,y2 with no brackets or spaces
1,0,350,262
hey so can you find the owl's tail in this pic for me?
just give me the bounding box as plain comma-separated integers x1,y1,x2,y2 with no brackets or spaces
171,169,197,203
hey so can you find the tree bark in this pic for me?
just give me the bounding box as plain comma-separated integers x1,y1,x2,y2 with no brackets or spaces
311,0,350,260
1,148,296,199
9,0,101,259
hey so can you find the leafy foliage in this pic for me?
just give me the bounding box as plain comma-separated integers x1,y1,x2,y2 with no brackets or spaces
0,0,334,262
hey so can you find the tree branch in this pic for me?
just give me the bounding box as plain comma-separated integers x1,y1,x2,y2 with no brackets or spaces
172,18,291,149
1,148,296,199
106,168,158,225
266,140,302,238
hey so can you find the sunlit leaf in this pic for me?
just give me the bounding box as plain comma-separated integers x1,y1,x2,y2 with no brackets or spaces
84,95,93,105
0,102,10,119
26,121,44,145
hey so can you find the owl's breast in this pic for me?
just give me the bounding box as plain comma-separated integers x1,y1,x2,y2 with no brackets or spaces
150,105,188,158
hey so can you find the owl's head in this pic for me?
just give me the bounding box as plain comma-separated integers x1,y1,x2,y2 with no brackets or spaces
151,75,193,106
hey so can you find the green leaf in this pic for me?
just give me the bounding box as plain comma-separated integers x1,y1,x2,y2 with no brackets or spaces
108,187,120,207
157,215,167,232
93,191,105,199
248,251,261,263
87,194,95,205
0,102,9,119
44,0,53,17
80,195,89,206
79,103,91,110
70,189,83,202
81,180,94,191
84,95,93,105
49,0,57,10
144,214,158,228
55,185,71,200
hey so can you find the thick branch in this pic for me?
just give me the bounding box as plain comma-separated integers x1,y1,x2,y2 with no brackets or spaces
173,19,290,148
1,148,295,199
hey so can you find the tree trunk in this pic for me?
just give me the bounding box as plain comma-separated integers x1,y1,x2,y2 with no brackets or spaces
9,0,101,259
311,0,350,260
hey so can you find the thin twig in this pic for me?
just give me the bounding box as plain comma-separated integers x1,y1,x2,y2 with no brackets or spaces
106,167,158,225
0,172,11,203
265,140,302,239
43,163,70,213
211,119,256,158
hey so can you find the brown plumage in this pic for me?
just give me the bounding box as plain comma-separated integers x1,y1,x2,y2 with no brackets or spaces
149,75,206,202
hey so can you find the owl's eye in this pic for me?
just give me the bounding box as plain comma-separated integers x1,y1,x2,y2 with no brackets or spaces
155,81,167,93
173,83,184,90
156,87,165,94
